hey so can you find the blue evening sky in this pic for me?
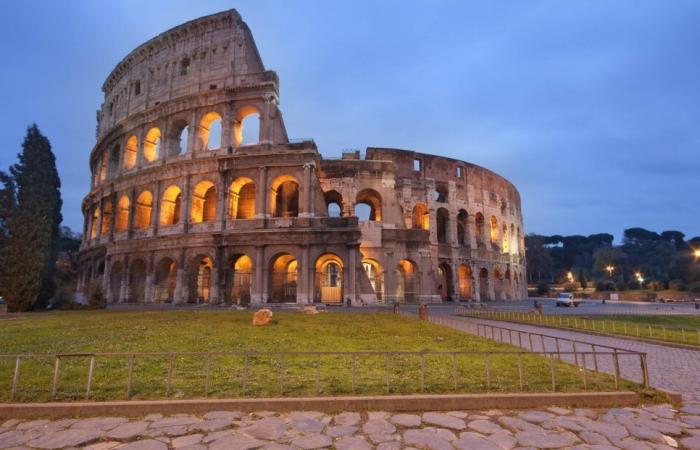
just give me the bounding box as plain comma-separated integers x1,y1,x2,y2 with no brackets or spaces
1,1,699,240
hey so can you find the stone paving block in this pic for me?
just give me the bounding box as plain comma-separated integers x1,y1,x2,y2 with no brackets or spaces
454,431,502,450
171,433,203,448
468,419,505,434
335,436,372,450
107,420,150,440
208,433,267,450
403,429,453,450
422,412,466,430
361,419,396,435
324,425,357,437
25,428,102,449
115,439,169,450
334,413,361,427
515,430,579,448
389,413,422,428
290,433,332,449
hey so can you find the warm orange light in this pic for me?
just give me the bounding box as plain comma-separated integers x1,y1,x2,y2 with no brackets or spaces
694,249,700,258
605,265,614,275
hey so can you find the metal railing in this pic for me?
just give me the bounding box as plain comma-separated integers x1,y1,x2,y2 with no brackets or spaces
457,307,700,346
400,310,649,390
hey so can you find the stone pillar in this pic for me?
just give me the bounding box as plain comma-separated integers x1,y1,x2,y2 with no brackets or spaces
152,182,161,235
221,106,234,151
120,256,130,303
173,248,187,304
450,260,460,302
216,173,227,231
252,246,264,305
488,269,496,302
256,166,268,219
308,164,316,218
181,175,191,233
348,245,357,305
209,247,222,305
127,187,136,238
97,197,105,243
188,111,200,155
384,254,396,303
144,254,155,304
299,246,310,304
473,267,481,302
467,215,476,248
109,192,117,242
300,163,311,218
102,257,110,299
135,127,145,167
261,100,272,143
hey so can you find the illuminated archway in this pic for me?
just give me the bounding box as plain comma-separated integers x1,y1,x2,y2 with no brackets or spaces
395,259,419,303
154,258,177,303
128,259,147,303
490,216,499,244
110,261,123,303
412,203,429,230
116,195,130,232
229,177,256,219
436,208,449,243
494,268,503,301
502,223,510,253
200,112,222,150
475,213,485,244
227,254,253,305
123,135,138,169
270,175,299,218
101,199,113,237
458,264,472,301
143,127,161,162
160,185,182,226
90,207,100,239
362,258,384,302
314,253,344,303
269,253,298,303
189,255,213,304
134,191,153,229
191,181,216,223
234,106,261,146
437,262,454,301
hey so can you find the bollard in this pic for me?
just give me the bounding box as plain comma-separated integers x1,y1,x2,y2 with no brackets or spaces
418,303,429,321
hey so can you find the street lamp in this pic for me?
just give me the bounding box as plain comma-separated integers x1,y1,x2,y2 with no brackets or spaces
567,271,574,283
605,265,615,278
635,271,644,289
694,249,700,259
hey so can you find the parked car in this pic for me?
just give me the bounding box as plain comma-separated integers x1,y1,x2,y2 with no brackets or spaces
555,292,580,307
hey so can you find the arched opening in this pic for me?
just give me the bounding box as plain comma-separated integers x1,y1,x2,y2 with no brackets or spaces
324,190,343,218
134,191,153,229
395,259,419,303
110,261,123,303
234,106,261,146
168,119,189,155
314,253,344,303
269,253,298,303
437,262,454,301
434,185,448,203
362,258,384,302
494,268,503,301
227,254,253,305
108,145,120,178
189,255,213,304
90,207,100,239
436,208,449,244
412,203,429,230
475,213,485,244
229,178,256,219
128,259,147,303
160,185,182,226
502,224,510,253
355,189,382,221
116,196,130,232
200,112,222,150
479,268,489,302
504,268,512,300
143,127,161,162
99,152,108,182
101,199,113,237
154,258,177,303
511,224,517,254
458,265,472,301
490,216,499,245
191,181,217,223
123,135,138,169
270,175,299,218
457,210,468,246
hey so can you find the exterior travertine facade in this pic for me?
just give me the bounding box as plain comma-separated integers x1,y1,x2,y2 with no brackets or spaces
78,10,526,306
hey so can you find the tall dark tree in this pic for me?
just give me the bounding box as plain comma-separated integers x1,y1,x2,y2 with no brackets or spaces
0,125,62,311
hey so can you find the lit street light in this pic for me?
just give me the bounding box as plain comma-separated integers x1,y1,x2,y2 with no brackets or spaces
694,249,700,259
605,265,615,277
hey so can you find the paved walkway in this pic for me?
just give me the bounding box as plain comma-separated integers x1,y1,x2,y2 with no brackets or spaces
4,403,700,449
428,311,700,401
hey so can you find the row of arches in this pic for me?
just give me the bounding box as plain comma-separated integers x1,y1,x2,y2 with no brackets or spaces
88,175,301,238
93,108,262,185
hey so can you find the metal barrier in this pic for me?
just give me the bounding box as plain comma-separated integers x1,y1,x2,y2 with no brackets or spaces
457,307,700,346
400,310,649,390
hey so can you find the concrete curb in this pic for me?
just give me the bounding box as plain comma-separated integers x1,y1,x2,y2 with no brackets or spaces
0,392,639,419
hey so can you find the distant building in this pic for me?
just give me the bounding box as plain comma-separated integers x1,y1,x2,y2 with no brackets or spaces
78,10,526,305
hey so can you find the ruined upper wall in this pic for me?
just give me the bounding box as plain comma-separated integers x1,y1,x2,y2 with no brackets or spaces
97,9,269,138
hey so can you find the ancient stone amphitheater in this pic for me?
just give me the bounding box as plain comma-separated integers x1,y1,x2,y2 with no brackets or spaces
78,10,526,306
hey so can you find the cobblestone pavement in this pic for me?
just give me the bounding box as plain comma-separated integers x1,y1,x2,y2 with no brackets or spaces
427,312,700,401
4,403,700,449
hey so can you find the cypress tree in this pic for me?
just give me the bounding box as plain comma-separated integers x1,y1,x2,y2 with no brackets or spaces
0,124,62,311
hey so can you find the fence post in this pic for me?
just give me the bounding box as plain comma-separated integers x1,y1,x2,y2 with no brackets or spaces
485,355,492,390
452,353,458,390
126,354,134,399
518,354,524,390
555,338,561,359
51,356,61,399
10,356,21,400
166,354,174,396
528,333,534,352
204,353,212,397
550,353,556,391
572,341,578,367
682,328,686,343
640,353,649,389
613,350,620,390
85,356,96,400
540,335,546,353
592,345,598,372
663,326,667,340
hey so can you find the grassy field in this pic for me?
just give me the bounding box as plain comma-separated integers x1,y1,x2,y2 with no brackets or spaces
461,310,700,346
0,310,633,402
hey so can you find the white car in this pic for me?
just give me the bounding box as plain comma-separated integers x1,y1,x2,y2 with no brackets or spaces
556,293,580,307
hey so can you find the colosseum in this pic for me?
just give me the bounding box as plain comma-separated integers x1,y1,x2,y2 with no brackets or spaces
77,9,527,306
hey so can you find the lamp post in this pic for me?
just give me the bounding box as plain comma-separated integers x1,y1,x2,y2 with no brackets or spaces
605,265,615,279
694,249,700,259
635,271,644,289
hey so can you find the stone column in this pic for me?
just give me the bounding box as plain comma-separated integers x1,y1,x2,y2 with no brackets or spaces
144,254,155,304
187,111,199,156
216,173,227,231
467,215,476,248
252,246,264,305
308,163,316,218
181,175,191,233
135,127,145,167
109,192,117,242
299,246,310,304
127,187,136,238
97,197,105,243
221,106,234,152
348,245,357,305
488,268,496,301
210,247,223,305
120,256,130,303
102,257,110,300
173,248,187,304
299,163,311,218
152,182,161,235
255,166,268,219
473,267,481,302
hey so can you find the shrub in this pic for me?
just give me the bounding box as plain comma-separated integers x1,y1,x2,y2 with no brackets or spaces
595,280,616,292
564,283,578,292
86,282,106,309
615,282,627,292
689,282,700,294
669,279,687,291
648,281,664,291
536,283,549,296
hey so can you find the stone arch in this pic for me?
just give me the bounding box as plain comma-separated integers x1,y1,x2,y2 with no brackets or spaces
143,127,161,162
362,258,384,302
226,254,254,305
510,224,517,254
314,253,344,303
435,184,448,203
395,259,419,303
494,267,503,301
324,190,343,218
436,208,449,244
457,209,468,246
475,212,485,244
490,216,499,244
189,254,214,304
479,268,489,301
109,261,123,303
116,195,130,232
504,268,513,300
200,111,223,150
134,191,153,229
101,199,113,237
437,262,454,301
90,207,100,239
412,202,429,230
108,145,120,178
160,185,182,226
458,264,472,301
154,257,177,303
502,223,510,253
123,135,138,169
355,189,382,221
128,259,147,303
168,118,189,155
229,177,256,219
191,180,217,223
234,105,262,146
98,152,108,182
269,252,298,303
270,175,299,218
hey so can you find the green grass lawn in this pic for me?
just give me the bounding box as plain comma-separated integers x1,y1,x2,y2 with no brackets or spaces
0,310,636,402
461,310,700,346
